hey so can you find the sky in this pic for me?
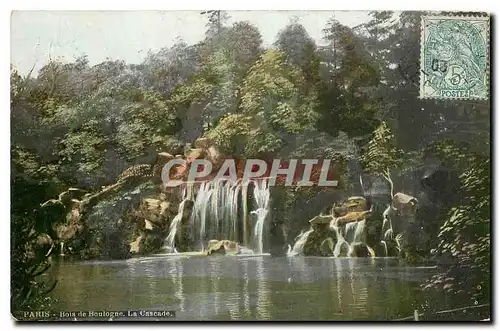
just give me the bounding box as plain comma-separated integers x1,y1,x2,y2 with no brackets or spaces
11,10,371,76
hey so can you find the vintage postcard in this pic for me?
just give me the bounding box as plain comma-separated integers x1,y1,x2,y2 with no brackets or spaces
10,10,491,322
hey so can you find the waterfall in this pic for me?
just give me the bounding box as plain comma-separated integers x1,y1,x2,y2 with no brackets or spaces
164,199,188,252
353,219,366,243
331,220,351,257
230,183,241,240
286,212,374,258
379,204,404,256
211,180,220,236
241,183,249,246
192,179,236,248
344,222,357,242
395,233,403,252
251,179,270,254
380,240,388,256
287,228,314,256
182,178,270,254
189,181,212,251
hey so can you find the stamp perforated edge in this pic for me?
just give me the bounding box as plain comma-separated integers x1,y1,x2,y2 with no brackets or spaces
419,13,490,100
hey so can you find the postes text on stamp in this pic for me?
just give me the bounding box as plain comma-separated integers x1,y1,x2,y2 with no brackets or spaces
420,15,490,100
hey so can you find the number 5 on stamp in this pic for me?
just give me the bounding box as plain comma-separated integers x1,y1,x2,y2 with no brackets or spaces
419,14,490,100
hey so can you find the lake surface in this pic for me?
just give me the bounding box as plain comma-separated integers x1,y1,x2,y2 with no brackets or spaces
49,256,442,321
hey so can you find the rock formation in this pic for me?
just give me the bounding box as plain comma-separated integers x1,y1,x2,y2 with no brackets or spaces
297,196,376,257
33,137,224,260
207,240,240,255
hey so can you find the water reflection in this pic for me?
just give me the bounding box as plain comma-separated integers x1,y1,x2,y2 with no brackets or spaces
255,257,271,320
170,258,185,312
208,257,221,316
333,258,343,315
241,258,251,319
49,256,435,321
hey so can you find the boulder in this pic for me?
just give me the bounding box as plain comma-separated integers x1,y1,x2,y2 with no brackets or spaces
207,240,239,255
332,196,367,217
130,235,143,254
55,223,82,242
207,146,222,166
319,237,335,256
27,233,54,260
332,209,373,227
144,219,154,230
193,137,211,149
157,152,174,163
303,223,336,256
152,152,175,178
193,137,223,167
309,215,333,225
185,148,204,161
142,198,161,210
58,188,87,206
159,201,170,217
392,192,418,216
139,198,168,226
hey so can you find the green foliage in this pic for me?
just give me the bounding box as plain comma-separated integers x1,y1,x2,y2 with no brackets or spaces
59,131,108,172
240,49,318,136
424,140,472,172
171,75,213,106
11,214,57,314
117,92,182,159
275,20,320,83
360,121,403,175
11,173,59,314
205,114,252,155
316,20,381,139
423,155,490,304
244,130,285,158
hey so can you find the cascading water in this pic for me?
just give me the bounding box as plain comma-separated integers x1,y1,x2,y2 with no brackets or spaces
353,219,366,243
344,222,358,242
382,205,393,241
184,178,270,254
378,204,405,256
334,218,373,257
394,233,403,252
230,182,241,240
287,228,314,256
164,199,188,252
380,240,388,256
331,220,351,257
191,179,239,248
189,181,212,251
251,179,270,254
288,215,373,257
241,183,249,246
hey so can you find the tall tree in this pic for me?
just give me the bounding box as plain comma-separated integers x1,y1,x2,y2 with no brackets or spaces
274,19,320,88
317,20,381,141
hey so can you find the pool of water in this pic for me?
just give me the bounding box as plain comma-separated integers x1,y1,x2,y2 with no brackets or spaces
48,256,438,321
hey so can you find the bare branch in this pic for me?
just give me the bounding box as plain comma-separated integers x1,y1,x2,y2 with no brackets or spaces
359,174,365,196
382,168,394,198
26,61,36,80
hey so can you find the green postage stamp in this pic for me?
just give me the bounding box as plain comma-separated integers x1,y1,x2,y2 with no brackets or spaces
420,15,490,100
